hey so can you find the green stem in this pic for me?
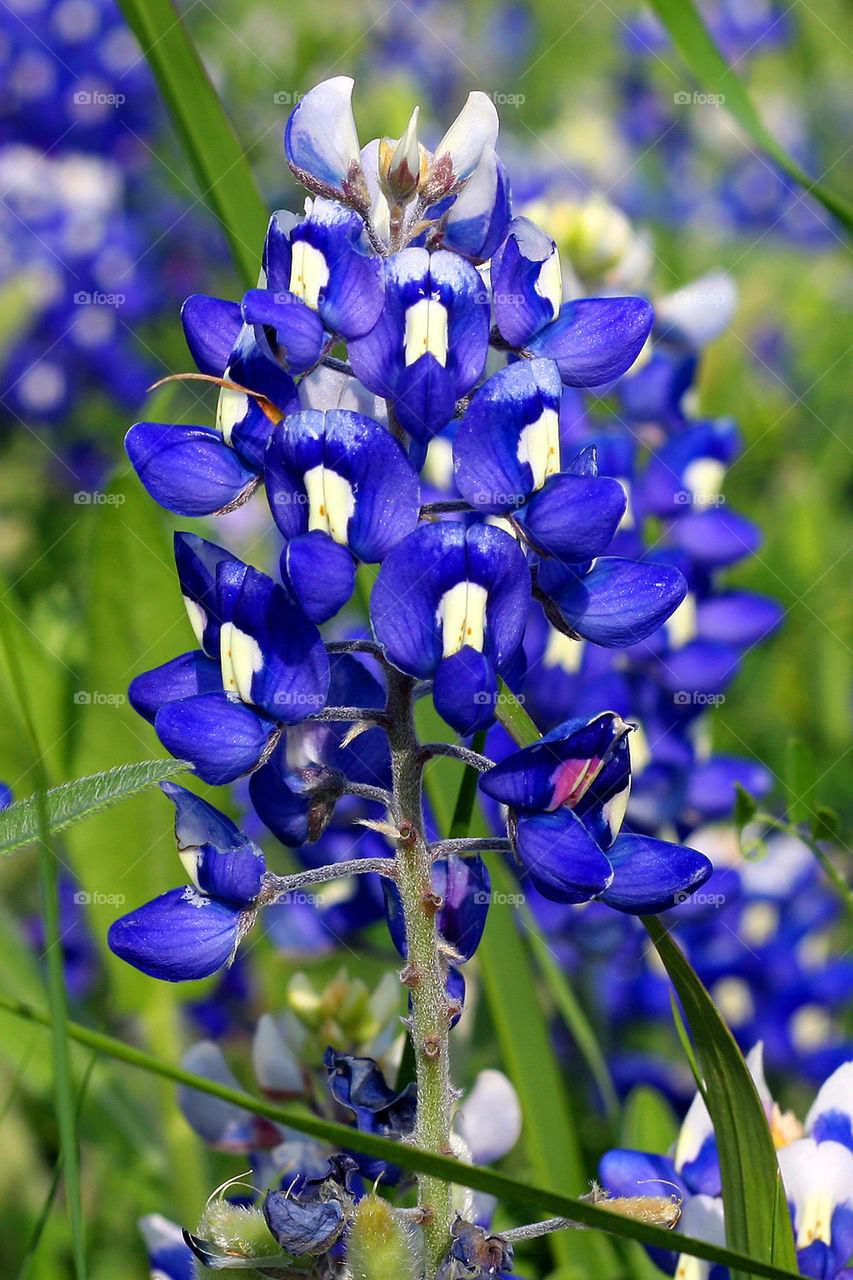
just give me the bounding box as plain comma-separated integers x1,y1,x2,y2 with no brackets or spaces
385,668,454,1267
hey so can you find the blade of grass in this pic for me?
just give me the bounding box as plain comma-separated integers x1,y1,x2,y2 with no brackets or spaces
19,1055,97,1280
114,0,268,286
0,605,87,1279
0,989,808,1280
645,918,798,1279
649,0,853,235
517,899,620,1128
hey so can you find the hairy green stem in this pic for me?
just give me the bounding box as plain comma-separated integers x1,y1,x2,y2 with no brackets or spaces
385,668,455,1267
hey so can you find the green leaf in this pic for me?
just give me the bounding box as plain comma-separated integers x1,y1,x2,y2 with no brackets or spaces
0,759,189,858
810,805,841,844
620,1084,679,1154
0,601,87,1278
734,783,758,831
495,678,540,747
785,738,815,826
648,0,853,236
114,0,268,287
644,918,798,1279
0,990,807,1280
518,899,620,1128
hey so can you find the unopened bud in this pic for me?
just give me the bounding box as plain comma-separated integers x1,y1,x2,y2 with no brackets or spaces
346,1195,423,1280
379,106,428,202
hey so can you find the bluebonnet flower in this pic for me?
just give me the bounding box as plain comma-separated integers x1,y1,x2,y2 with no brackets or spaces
139,1214,195,1280
108,782,268,980
128,533,329,783
480,711,712,910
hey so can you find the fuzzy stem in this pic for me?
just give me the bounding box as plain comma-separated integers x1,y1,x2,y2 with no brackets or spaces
384,667,455,1267
261,858,397,902
428,838,513,857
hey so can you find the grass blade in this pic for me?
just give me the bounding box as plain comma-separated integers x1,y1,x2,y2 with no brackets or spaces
645,918,798,1278
649,0,853,235
114,0,269,287
0,606,87,1278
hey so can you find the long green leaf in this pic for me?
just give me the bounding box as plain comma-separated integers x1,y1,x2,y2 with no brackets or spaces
644,919,798,1278
114,0,268,286
649,0,853,236
0,606,87,1278
0,990,807,1280
0,759,189,858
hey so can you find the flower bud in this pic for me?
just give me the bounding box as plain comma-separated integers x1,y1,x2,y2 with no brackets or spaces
345,1195,423,1280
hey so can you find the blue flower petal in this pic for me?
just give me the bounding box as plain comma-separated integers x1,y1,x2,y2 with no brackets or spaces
125,423,257,517
598,1149,686,1200
491,217,561,348
241,288,327,375
263,1191,344,1255
519,472,627,561
434,647,497,735
553,557,687,647
129,651,221,725
453,358,563,511
174,532,248,658
180,294,242,376
598,832,712,914
284,77,365,203
155,692,277,784
108,886,243,981
515,809,614,904
227,566,330,721
371,521,530,679
528,297,654,386
161,782,265,904
282,531,355,623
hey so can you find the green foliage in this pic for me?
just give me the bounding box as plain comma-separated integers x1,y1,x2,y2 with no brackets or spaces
0,760,189,859
645,920,798,1279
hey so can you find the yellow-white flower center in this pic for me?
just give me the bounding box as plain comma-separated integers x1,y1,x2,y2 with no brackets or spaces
303,465,356,543
437,581,488,656
404,298,449,366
